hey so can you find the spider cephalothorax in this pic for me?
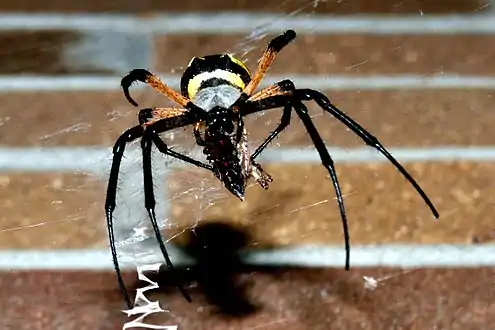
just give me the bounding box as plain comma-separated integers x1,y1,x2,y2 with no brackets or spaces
106,30,440,309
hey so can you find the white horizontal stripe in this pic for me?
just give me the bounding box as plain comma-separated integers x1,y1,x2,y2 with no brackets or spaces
0,146,494,173
2,74,495,92
0,244,494,270
243,244,495,268
1,13,495,34
259,146,495,163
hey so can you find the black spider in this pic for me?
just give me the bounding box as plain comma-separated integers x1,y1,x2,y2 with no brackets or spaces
105,29,440,309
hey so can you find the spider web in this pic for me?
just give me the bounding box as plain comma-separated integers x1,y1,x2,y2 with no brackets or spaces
106,1,340,326
103,2,438,324
0,0,491,329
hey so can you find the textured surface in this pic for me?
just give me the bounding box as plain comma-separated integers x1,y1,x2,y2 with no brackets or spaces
1,90,495,147
1,1,494,330
1,268,494,330
155,34,495,75
0,32,84,74
0,0,487,13
3,32,495,75
168,162,493,247
1,162,492,249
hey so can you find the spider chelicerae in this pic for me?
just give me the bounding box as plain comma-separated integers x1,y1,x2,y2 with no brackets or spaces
105,29,440,308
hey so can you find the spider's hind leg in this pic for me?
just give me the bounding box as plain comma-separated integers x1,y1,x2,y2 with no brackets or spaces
295,88,440,219
290,98,351,270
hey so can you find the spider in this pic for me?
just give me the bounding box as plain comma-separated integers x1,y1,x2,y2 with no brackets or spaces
105,29,440,309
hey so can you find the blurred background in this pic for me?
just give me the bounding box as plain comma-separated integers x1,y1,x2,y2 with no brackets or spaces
0,1,494,329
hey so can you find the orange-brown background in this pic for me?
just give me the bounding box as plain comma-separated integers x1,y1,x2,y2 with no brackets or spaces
0,1,494,329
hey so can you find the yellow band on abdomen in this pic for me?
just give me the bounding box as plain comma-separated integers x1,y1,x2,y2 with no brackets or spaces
187,69,246,99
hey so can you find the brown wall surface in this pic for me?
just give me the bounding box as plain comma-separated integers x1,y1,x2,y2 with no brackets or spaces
0,1,494,329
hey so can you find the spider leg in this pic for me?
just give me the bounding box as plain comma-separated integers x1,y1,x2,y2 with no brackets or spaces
141,107,212,170
251,103,292,161
151,130,213,171
290,99,351,270
237,80,295,188
247,104,292,190
248,80,294,103
121,69,195,110
141,107,190,125
237,87,351,269
234,30,296,104
295,89,440,219
105,124,144,309
106,110,199,308
240,80,439,270
232,28,296,148
248,80,296,161
140,130,193,303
